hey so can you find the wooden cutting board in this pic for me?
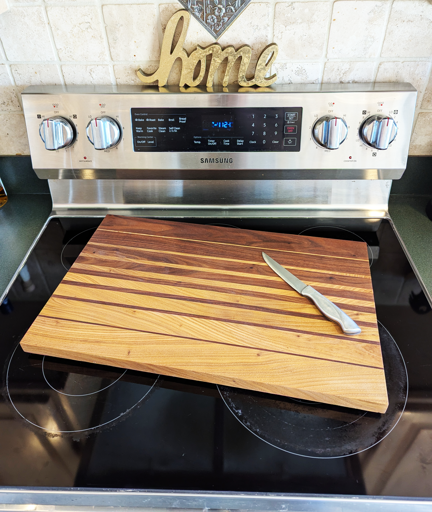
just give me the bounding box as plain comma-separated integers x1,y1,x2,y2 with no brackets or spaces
20,215,388,413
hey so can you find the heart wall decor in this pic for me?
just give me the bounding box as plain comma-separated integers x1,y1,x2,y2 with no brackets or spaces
178,0,252,39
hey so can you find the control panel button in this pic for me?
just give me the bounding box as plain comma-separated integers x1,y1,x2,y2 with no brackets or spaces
312,116,348,150
283,138,297,146
135,136,156,148
360,115,397,150
39,116,75,151
284,125,298,135
285,112,298,122
87,116,121,150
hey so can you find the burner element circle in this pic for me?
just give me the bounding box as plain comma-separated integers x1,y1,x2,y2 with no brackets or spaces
6,345,159,435
41,356,127,397
218,323,408,458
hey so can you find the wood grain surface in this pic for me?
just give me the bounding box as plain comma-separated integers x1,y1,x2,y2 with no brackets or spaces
20,215,388,413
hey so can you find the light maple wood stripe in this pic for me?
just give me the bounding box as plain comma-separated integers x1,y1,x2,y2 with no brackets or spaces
64,272,379,327
98,227,367,263
89,231,370,277
22,316,388,412
87,240,373,283
73,257,375,306
70,265,377,316
53,282,380,343
41,293,382,367
100,216,369,260
81,247,375,301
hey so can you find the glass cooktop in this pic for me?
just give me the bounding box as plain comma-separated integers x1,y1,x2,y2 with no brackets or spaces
1,218,431,496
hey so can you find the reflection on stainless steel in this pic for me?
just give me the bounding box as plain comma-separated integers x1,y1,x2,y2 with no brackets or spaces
22,84,416,179
48,179,391,214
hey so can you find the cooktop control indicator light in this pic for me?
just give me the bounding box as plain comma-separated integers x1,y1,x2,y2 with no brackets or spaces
39,116,76,151
86,116,122,150
359,115,397,150
312,116,348,150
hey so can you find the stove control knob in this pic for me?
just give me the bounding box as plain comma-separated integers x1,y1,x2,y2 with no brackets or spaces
39,116,75,151
360,115,397,150
86,116,121,150
312,116,348,150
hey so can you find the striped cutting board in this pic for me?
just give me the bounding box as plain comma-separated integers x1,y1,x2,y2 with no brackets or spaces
20,215,388,413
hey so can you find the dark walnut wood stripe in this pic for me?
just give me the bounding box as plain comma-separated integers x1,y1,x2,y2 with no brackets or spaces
75,253,376,304
62,279,378,330
89,230,370,277
38,314,383,371
53,294,380,346
86,240,374,289
69,266,377,315
101,215,368,260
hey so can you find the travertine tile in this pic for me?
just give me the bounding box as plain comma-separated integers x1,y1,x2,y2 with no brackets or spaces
409,113,432,155
323,61,375,83
7,0,39,4
0,65,21,111
11,64,62,86
328,1,388,58
421,72,432,109
274,62,322,84
159,4,214,54
0,114,30,155
376,61,431,107
103,5,159,62
218,3,271,61
274,2,329,60
47,6,107,62
382,0,432,58
62,65,112,85
0,7,55,61
115,63,158,85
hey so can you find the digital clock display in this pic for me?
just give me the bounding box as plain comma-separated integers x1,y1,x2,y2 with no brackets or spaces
202,115,234,132
131,107,302,152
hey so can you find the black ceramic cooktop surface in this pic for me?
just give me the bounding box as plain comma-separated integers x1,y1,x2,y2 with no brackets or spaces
1,218,431,496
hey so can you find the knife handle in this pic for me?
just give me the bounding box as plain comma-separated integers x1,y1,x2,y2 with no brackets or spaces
301,286,362,335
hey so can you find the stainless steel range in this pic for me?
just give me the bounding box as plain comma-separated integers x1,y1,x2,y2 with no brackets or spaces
1,83,431,512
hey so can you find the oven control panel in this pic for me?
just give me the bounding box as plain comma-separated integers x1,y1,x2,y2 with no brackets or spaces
131,107,302,152
21,84,417,180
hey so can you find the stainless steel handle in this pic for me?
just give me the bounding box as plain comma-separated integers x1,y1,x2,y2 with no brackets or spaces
301,285,361,335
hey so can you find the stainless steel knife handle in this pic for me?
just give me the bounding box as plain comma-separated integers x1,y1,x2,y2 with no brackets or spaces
301,286,362,335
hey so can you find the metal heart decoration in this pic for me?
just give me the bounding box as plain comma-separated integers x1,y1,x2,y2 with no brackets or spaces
177,0,252,39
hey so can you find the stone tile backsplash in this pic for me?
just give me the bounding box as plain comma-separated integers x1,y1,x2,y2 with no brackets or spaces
0,0,431,155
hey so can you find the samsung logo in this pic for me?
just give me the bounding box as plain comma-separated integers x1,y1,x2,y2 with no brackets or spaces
200,157,234,164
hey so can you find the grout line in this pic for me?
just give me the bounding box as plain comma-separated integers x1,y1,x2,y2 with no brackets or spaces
372,0,394,82
418,60,432,110
321,0,335,83
96,1,117,85
0,36,24,110
268,1,276,79
41,4,66,86
3,57,432,67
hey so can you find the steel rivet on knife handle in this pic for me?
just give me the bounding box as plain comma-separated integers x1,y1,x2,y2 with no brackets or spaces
301,285,362,335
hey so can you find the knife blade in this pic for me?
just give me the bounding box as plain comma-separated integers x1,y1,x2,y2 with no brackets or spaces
262,252,361,335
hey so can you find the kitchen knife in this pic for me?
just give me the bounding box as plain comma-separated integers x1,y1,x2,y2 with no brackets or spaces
262,252,361,335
